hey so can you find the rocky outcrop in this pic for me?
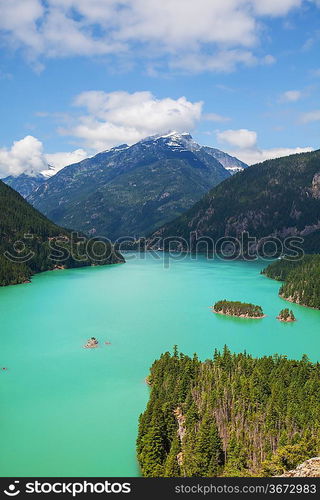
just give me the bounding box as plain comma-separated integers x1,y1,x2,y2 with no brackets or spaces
311,173,320,199
177,452,184,466
278,457,320,477
277,316,296,322
84,337,99,349
174,407,186,442
276,308,296,322
174,407,186,468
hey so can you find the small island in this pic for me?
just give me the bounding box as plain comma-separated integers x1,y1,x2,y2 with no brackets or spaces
84,337,99,348
212,300,264,319
277,308,296,322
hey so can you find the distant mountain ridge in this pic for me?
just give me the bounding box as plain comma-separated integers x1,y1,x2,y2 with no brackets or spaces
27,132,243,240
147,149,320,254
3,172,49,198
202,146,248,173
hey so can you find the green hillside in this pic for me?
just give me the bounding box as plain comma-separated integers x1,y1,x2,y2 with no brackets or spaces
0,180,124,286
148,150,320,255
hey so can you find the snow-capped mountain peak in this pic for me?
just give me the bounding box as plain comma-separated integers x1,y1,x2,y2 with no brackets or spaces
134,132,248,173
139,130,201,152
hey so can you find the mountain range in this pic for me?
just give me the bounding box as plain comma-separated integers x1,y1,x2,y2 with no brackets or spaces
147,149,320,254
25,133,247,240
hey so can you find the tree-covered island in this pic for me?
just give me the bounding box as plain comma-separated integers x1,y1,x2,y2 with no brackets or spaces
277,309,296,322
212,300,264,318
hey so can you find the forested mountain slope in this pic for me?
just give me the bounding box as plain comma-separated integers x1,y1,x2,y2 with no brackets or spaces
147,150,320,254
0,180,123,286
28,133,231,240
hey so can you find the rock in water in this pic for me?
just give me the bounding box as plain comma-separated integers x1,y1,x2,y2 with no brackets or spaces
84,337,99,349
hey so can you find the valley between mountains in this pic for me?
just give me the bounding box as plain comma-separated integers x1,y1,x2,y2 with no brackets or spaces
1,131,320,479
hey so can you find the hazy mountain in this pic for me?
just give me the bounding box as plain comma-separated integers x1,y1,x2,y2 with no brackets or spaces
28,132,232,240
202,146,248,174
2,172,49,198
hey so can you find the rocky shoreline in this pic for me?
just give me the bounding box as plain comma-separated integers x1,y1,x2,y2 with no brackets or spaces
277,316,296,322
276,307,296,322
211,307,266,319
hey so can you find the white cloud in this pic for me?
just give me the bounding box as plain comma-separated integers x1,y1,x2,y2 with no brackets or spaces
203,113,230,123
217,128,258,149
251,0,302,16
170,49,258,73
0,135,88,178
61,90,202,151
0,0,311,72
280,90,302,102
300,109,320,123
45,149,88,170
230,146,314,165
0,136,48,177
216,126,313,164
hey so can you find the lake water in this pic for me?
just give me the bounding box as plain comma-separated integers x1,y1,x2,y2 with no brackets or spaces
0,252,319,477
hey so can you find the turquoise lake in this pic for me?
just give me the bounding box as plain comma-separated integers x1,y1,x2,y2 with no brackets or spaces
0,252,319,477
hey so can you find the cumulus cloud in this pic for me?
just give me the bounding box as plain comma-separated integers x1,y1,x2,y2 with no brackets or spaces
44,149,88,171
229,146,314,165
0,135,88,178
217,129,258,149
0,0,311,72
280,90,302,102
61,90,203,151
300,109,320,123
0,136,48,177
216,127,313,164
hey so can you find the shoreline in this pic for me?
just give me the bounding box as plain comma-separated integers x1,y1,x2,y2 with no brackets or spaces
279,293,320,311
210,307,266,319
0,260,125,289
263,274,320,312
277,317,296,322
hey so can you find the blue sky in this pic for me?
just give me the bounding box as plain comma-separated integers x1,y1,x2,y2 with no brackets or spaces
0,0,319,176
